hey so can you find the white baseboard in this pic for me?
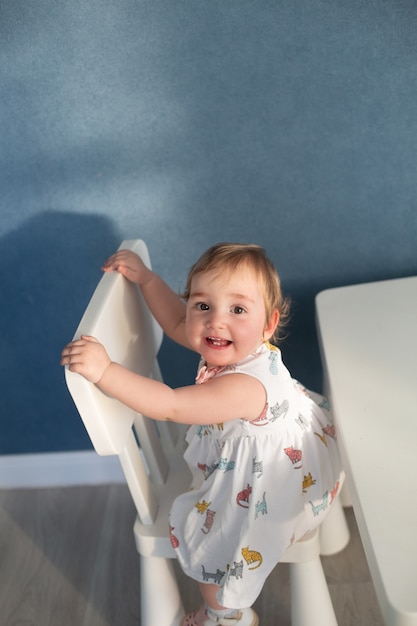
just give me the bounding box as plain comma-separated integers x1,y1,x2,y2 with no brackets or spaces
0,450,126,489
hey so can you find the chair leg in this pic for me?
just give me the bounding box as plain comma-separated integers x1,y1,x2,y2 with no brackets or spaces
140,555,185,626
319,496,350,556
289,557,337,626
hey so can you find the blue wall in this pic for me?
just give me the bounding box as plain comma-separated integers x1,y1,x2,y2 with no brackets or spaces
1,1,416,454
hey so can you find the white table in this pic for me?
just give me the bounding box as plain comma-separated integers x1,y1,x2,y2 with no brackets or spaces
315,276,417,626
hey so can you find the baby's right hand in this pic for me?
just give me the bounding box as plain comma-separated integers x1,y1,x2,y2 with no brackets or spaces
102,249,151,285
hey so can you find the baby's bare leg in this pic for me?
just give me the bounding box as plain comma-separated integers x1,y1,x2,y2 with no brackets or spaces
198,582,225,610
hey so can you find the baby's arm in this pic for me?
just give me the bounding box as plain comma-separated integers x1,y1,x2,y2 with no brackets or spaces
61,336,265,425
102,249,190,349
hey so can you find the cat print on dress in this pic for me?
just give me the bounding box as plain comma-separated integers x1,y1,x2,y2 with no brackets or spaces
315,424,337,446
202,509,216,534
309,491,329,516
217,457,235,472
302,472,317,493
196,424,213,438
314,431,328,446
236,483,252,508
252,457,263,478
295,413,309,430
330,480,341,504
198,461,218,480
268,349,279,374
227,560,244,580
195,499,211,515
255,492,267,519
269,398,289,421
319,397,330,411
284,446,302,469
201,565,225,584
323,423,336,439
169,525,179,548
241,546,263,570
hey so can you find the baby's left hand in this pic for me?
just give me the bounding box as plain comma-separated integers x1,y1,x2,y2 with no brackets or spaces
60,335,111,384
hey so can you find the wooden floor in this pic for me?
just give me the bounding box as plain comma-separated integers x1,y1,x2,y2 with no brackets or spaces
0,484,384,625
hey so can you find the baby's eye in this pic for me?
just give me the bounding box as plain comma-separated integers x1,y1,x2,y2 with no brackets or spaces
196,302,210,311
232,306,246,314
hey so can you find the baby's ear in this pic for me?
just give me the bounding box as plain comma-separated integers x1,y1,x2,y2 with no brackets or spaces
263,309,280,341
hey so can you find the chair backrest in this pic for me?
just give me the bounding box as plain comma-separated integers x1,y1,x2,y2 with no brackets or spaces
65,239,178,523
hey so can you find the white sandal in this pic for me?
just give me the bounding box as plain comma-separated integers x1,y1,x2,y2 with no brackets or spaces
181,605,259,626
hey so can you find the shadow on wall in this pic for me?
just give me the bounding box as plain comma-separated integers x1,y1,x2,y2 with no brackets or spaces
0,211,122,455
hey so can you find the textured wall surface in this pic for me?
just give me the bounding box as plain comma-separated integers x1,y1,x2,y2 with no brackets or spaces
1,0,416,453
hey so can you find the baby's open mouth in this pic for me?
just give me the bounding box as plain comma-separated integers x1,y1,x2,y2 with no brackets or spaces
206,337,232,347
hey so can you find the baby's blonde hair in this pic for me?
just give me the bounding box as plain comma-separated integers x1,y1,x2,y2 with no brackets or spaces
181,243,290,343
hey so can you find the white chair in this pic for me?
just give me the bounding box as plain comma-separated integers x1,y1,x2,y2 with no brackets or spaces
65,239,349,626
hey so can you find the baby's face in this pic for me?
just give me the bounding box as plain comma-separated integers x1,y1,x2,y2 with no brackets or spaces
185,266,272,368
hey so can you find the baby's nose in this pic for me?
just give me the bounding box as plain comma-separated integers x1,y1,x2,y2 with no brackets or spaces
206,310,226,329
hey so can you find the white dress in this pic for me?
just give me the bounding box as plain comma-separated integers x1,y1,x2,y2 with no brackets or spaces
169,342,344,609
